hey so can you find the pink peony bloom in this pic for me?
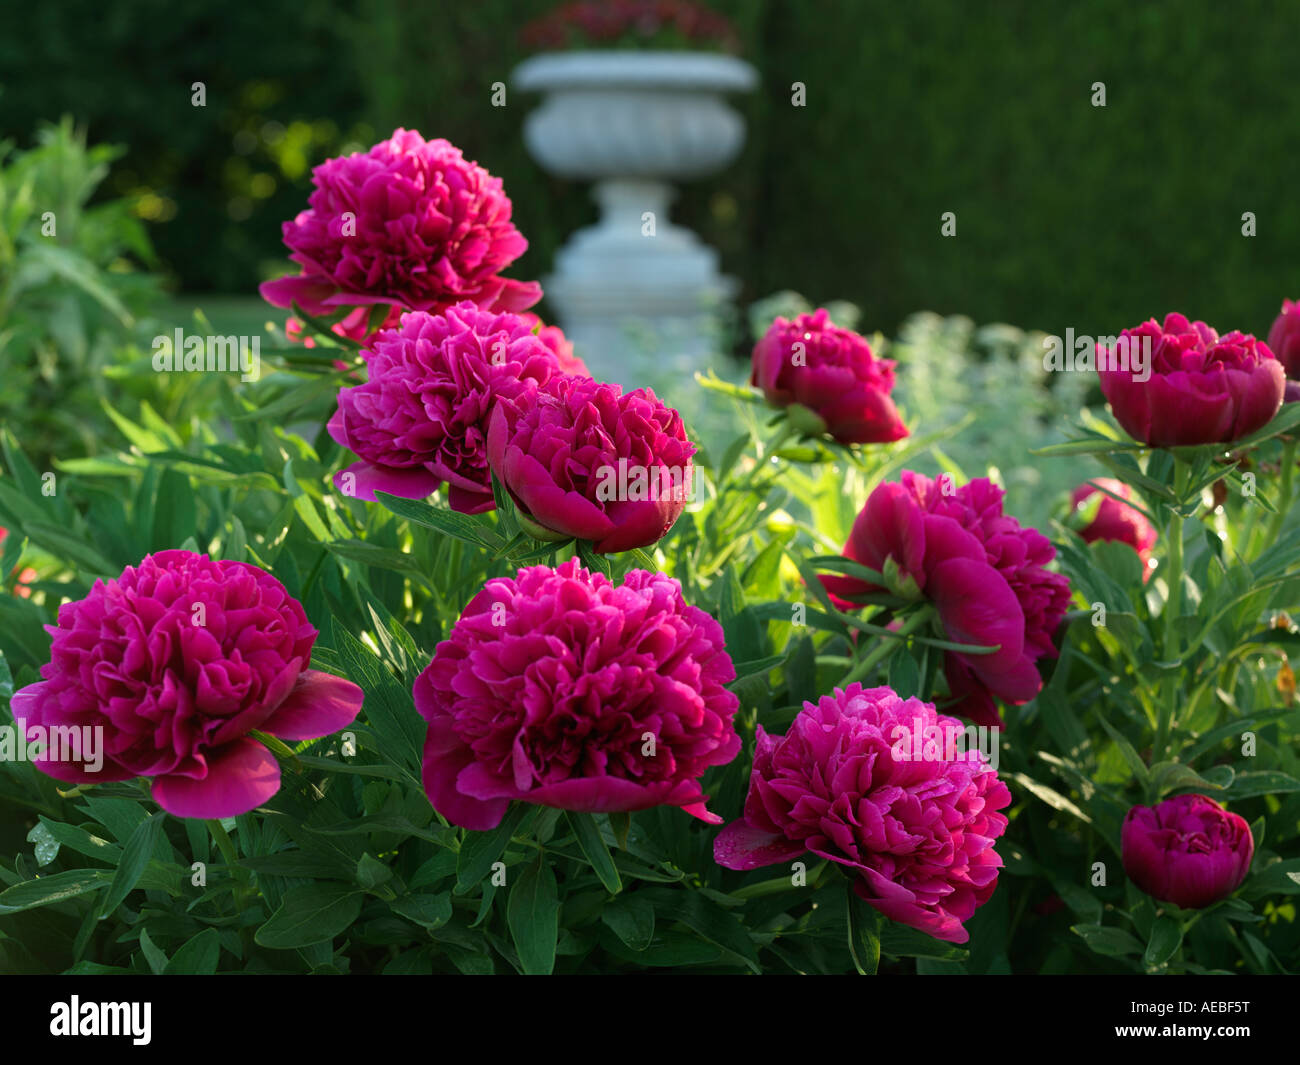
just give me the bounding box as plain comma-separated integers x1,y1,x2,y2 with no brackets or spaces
1122,794,1254,909
414,558,740,830
488,374,694,553
822,472,1071,728
1070,478,1157,580
260,129,541,339
9,550,363,819
328,303,578,513
751,309,908,445
1098,312,1284,447
1268,298,1300,380
714,684,1011,944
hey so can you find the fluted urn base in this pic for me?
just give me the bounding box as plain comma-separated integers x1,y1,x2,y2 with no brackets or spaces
512,51,756,387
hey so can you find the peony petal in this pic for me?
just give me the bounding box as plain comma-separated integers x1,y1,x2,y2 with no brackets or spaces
422,718,509,831
524,775,675,813
919,514,986,575
678,800,725,825
941,656,1006,728
333,460,442,503
1225,361,1284,440
326,406,352,451
594,498,683,554
259,669,364,741
447,482,496,515
852,481,927,585
713,817,807,870
482,277,543,314
9,683,137,783
8,681,45,724
854,871,970,944
502,449,615,541
457,760,524,802
151,737,281,819
25,730,137,784
258,274,339,315
819,384,910,444
928,556,1025,671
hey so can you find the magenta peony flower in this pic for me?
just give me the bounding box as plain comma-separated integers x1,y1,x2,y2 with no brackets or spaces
714,684,1010,944
487,374,695,553
1268,299,1300,380
1122,794,1254,909
328,303,577,512
414,558,740,830
1098,312,1284,447
260,129,541,338
751,309,908,445
9,550,363,819
821,472,1071,728
1071,478,1157,580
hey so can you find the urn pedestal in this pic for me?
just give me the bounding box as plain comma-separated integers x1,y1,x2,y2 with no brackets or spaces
512,51,757,389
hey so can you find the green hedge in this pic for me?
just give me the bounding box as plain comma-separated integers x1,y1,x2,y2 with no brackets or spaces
5,0,1297,339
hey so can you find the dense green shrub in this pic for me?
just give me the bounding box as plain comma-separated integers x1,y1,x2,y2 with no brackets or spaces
3,315,1299,973
0,119,165,466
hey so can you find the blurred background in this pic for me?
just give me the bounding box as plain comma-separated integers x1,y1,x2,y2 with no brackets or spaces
5,0,1297,337
1,0,1297,527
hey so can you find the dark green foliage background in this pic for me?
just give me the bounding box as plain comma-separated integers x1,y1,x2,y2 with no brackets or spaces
3,0,1297,338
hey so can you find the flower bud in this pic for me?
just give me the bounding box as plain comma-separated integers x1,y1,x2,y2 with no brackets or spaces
1121,794,1254,909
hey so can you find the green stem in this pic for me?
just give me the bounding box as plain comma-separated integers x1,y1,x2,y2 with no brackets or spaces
763,422,796,464
300,548,329,601
208,819,238,867
734,422,795,498
732,860,829,899
1180,897,1229,935
1264,438,1297,548
1237,497,1258,558
208,819,254,908
1154,461,1188,761
842,606,935,686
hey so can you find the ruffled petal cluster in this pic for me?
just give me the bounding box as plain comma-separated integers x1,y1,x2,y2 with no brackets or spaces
714,684,1010,943
415,559,740,830
10,550,363,818
260,129,541,337
822,472,1071,726
1099,312,1283,446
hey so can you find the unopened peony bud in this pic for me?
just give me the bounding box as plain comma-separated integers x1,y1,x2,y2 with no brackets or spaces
751,309,908,445
1121,794,1254,909
1099,313,1283,447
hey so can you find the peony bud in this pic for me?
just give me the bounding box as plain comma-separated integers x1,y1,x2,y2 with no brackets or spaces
751,309,908,445
1098,312,1283,447
1070,478,1157,580
1267,299,1300,380
1121,794,1254,909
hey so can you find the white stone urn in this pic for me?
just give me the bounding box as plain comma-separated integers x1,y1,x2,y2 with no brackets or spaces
512,51,757,388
